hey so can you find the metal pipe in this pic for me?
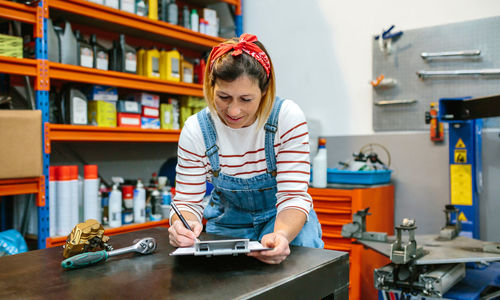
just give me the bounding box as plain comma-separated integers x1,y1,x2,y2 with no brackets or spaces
374,99,417,106
417,69,500,79
421,50,481,59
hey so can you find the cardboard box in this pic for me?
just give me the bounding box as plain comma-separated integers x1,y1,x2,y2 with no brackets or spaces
117,113,141,128
141,117,160,129
88,100,117,127
141,106,159,118
0,110,42,179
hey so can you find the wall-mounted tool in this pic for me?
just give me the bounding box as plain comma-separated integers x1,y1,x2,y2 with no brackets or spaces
417,69,500,79
370,74,397,89
61,237,157,269
374,25,403,55
425,102,444,142
421,49,481,60
374,99,417,106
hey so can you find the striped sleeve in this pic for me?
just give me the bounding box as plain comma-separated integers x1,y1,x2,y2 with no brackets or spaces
170,115,208,224
275,101,313,219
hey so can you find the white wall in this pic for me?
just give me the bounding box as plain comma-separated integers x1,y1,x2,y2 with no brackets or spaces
243,0,500,136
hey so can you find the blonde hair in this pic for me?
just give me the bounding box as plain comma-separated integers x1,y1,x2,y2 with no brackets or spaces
203,37,276,129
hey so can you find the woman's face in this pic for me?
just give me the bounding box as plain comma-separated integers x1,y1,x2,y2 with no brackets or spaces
213,75,263,129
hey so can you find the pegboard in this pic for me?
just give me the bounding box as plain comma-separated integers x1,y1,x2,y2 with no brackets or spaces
372,16,500,131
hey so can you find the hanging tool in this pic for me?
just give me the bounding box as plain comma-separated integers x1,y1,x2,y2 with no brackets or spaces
425,102,444,142
374,25,403,55
61,237,157,270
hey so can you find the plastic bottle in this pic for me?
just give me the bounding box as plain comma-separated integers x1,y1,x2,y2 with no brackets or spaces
69,166,79,227
133,179,146,223
100,184,109,225
122,185,134,209
78,174,84,223
108,184,122,228
47,18,60,63
312,138,327,188
61,87,88,125
182,5,190,28
56,166,71,236
49,166,57,237
90,34,108,71
199,18,207,35
117,34,137,73
135,0,147,17
104,0,119,9
74,30,93,68
190,9,199,32
60,21,77,65
148,0,158,20
165,48,180,82
145,47,160,78
83,165,100,222
166,0,178,25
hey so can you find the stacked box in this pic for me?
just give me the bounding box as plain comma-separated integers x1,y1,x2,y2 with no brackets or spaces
0,34,23,58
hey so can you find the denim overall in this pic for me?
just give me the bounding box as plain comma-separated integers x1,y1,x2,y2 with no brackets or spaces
197,98,324,248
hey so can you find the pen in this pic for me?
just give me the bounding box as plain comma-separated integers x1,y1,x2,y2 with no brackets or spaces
171,202,200,242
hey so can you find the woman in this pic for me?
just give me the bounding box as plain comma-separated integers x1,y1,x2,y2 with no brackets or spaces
169,33,323,264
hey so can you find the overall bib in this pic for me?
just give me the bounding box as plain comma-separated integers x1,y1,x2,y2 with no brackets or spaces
197,98,324,248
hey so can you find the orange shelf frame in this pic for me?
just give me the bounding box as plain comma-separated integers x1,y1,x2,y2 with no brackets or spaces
0,0,37,24
45,219,169,247
0,177,45,207
45,124,181,152
0,56,38,77
48,62,204,96
48,0,225,51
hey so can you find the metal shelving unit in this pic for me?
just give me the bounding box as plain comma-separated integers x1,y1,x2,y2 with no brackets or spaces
1,0,242,249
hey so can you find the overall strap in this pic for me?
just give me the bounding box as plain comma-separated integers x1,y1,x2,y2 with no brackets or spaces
197,108,221,176
264,97,285,176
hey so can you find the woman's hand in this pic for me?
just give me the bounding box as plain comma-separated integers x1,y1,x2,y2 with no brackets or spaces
168,220,203,247
247,232,290,264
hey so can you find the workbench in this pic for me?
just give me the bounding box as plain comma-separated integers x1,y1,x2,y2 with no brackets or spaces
0,227,349,299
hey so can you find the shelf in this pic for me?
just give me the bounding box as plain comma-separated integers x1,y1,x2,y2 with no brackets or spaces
0,56,38,77
0,0,37,24
0,177,45,206
48,0,225,52
45,219,169,247
48,62,204,96
46,124,180,151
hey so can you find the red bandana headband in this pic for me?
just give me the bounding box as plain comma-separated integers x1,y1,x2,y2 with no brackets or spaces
209,33,271,78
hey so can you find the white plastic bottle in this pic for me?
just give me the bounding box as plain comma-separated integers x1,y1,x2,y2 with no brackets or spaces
190,9,199,32
312,138,328,188
56,166,72,236
49,166,57,237
108,184,122,228
84,165,100,222
69,166,79,227
133,179,146,223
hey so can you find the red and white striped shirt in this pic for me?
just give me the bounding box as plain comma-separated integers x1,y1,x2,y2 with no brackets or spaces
173,99,313,223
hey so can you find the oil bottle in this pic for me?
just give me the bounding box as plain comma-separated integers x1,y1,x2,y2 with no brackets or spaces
164,48,180,81
75,30,93,68
60,21,77,65
148,0,158,20
136,47,146,76
117,34,137,73
47,18,60,62
90,34,109,70
135,0,148,16
145,47,160,78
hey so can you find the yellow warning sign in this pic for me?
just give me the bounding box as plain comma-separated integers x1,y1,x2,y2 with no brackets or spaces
454,149,467,163
458,212,468,222
455,138,466,149
450,164,472,206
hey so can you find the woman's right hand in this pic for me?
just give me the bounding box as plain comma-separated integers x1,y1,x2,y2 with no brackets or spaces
168,220,203,247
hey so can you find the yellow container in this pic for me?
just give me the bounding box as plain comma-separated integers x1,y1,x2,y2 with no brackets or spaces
137,48,146,76
180,59,193,83
144,48,160,78
148,0,158,20
164,49,180,82
160,103,174,129
88,100,117,127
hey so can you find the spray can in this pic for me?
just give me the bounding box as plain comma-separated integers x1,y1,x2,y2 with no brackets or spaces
49,166,57,237
56,166,72,236
133,179,146,223
108,184,122,228
83,165,100,222
190,9,199,32
312,138,327,188
69,166,79,227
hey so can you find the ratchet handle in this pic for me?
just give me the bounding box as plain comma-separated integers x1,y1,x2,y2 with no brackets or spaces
61,250,109,270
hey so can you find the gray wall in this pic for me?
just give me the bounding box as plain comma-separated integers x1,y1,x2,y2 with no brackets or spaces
325,129,500,242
